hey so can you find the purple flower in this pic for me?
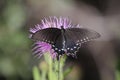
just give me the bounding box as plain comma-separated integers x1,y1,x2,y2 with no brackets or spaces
32,41,56,59
29,16,80,59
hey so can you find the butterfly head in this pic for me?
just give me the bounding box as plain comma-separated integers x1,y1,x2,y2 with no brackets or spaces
61,26,64,29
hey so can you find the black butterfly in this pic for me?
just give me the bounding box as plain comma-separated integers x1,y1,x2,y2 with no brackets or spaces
31,26,100,56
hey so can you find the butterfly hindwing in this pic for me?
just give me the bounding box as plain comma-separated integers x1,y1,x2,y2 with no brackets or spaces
52,31,65,55
64,30,81,55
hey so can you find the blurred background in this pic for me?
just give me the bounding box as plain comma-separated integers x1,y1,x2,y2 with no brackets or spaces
0,0,120,80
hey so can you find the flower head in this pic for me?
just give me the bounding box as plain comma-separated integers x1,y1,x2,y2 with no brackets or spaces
29,16,80,59
29,16,74,37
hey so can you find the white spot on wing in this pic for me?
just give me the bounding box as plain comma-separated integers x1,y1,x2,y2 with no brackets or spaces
55,48,58,50
67,48,70,50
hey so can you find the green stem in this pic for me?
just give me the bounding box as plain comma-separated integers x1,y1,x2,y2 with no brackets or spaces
58,56,60,80
42,71,46,80
48,55,53,80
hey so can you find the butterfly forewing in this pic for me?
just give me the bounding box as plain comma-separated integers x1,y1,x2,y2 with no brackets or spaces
32,28,61,43
66,28,100,44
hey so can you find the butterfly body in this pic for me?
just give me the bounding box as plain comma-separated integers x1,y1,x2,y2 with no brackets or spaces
31,26,100,56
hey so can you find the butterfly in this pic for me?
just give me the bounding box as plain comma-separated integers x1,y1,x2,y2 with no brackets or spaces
31,26,100,57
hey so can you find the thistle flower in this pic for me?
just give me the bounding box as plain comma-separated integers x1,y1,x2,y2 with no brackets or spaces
29,16,75,59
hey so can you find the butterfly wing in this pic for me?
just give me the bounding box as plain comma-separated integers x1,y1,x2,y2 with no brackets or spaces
31,27,65,56
63,28,100,56
66,28,100,44
31,28,61,44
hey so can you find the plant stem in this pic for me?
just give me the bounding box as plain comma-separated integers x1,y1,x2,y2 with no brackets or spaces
58,56,60,80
